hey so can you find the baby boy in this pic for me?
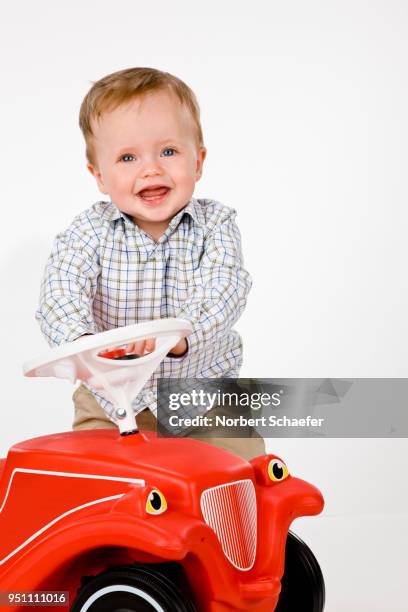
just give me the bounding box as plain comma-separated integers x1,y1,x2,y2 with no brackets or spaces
36,67,264,459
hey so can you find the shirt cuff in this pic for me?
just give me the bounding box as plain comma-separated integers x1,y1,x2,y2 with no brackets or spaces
62,324,97,344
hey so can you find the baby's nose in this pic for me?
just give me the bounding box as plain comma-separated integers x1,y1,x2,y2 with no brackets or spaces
140,157,163,177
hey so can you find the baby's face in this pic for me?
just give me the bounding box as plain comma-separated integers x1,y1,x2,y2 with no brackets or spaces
87,90,206,240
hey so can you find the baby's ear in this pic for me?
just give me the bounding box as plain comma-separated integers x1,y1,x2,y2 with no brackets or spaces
195,147,207,181
87,163,108,194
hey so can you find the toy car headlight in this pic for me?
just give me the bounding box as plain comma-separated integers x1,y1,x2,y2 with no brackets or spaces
268,458,289,482
250,454,291,486
146,488,167,515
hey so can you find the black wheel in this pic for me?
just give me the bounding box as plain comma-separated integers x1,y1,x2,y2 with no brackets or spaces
71,565,196,612
275,531,325,612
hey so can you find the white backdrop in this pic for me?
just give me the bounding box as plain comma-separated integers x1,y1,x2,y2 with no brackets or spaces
0,2,407,610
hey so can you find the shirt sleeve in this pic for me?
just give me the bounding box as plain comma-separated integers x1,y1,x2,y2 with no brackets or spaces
174,208,252,355
35,221,101,346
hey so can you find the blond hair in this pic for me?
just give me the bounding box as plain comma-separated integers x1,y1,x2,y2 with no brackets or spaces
79,67,204,165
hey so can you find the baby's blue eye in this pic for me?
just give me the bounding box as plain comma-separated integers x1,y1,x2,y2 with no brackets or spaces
120,154,135,162
161,148,176,157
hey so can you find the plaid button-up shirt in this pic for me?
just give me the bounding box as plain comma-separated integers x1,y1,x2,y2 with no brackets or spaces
35,198,252,418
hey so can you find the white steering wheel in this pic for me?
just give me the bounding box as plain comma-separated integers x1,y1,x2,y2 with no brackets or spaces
23,318,193,434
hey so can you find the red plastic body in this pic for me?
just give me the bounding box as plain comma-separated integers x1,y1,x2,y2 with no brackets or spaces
0,430,324,611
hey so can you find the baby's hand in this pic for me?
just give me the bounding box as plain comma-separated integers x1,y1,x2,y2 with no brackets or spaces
168,337,188,357
125,337,156,356
78,334,186,358
126,337,188,357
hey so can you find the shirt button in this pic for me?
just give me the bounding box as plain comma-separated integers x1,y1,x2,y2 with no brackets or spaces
145,391,154,402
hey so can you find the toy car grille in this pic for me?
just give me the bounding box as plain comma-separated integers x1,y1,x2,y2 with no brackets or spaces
200,479,257,571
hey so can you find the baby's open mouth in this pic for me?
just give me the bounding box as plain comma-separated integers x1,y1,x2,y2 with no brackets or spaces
137,185,170,203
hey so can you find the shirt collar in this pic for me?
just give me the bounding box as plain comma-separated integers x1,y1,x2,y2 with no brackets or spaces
101,198,205,228
166,198,205,232
99,201,125,223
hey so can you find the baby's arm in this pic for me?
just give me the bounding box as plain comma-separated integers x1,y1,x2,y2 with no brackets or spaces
35,221,100,346
175,207,252,354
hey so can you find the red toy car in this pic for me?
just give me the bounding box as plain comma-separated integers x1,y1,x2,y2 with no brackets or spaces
0,319,324,611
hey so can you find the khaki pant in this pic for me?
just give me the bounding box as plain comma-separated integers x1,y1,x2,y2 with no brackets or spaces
73,384,265,461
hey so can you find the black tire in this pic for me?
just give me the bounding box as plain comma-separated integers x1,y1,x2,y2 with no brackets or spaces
71,565,196,612
275,531,325,612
